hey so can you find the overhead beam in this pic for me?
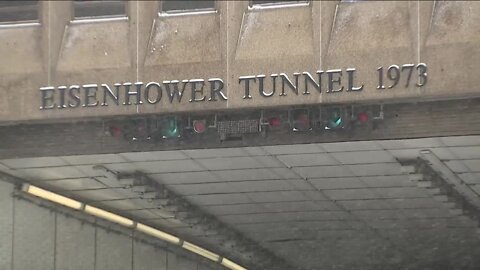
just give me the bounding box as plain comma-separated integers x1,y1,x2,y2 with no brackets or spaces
418,151,480,223
0,98,480,159
403,153,480,226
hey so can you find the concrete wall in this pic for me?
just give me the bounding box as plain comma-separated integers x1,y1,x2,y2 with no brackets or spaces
0,180,217,270
0,1,479,123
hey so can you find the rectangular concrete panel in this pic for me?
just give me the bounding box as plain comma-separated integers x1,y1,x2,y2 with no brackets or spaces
276,153,339,167
95,228,133,270
213,168,298,181
55,215,95,270
196,156,283,171
0,181,13,270
133,160,204,174
324,1,417,104
57,19,131,71
42,177,107,191
0,25,43,74
1,157,68,169
146,13,221,66
61,154,128,165
310,177,367,190
294,165,354,178
424,1,480,99
133,240,167,270
235,3,313,61
150,171,218,185
120,151,188,162
198,264,215,270
13,200,55,270
72,188,130,202
167,251,198,270
15,166,85,181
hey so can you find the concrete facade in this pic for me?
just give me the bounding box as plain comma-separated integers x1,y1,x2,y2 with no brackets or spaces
1,1,480,270
0,1,479,123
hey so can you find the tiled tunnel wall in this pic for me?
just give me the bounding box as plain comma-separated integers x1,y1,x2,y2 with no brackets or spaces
0,180,216,270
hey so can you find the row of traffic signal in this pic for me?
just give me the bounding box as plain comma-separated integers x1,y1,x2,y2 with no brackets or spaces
105,105,384,141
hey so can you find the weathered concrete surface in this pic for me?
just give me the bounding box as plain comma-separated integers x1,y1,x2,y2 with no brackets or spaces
324,1,417,104
0,179,219,270
0,1,478,123
2,136,480,270
1,98,479,159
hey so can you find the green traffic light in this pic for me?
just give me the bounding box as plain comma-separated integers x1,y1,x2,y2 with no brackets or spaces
326,109,344,129
161,117,180,138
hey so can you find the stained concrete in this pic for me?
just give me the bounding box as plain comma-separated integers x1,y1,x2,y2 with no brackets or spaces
0,1,478,123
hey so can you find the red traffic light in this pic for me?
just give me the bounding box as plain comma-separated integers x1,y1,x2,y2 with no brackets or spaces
109,126,123,138
357,112,369,123
269,117,282,127
193,120,206,134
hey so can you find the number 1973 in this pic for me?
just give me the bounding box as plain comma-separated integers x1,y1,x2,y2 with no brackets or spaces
377,63,427,89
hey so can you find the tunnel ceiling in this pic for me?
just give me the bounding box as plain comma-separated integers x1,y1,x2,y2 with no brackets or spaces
1,135,480,270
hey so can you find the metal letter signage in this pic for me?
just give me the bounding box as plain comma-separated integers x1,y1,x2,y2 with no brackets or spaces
39,63,427,110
